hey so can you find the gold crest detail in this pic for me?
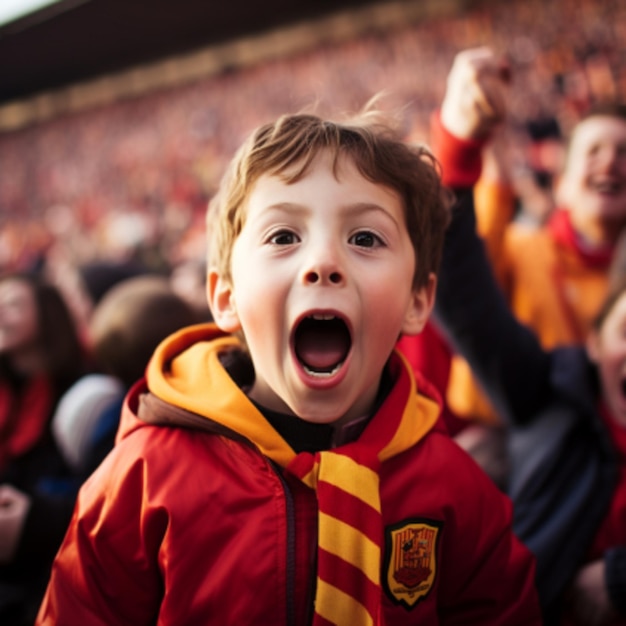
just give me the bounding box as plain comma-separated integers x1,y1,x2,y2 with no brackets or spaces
384,519,441,608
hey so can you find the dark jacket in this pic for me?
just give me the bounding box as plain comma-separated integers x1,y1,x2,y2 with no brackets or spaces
433,188,626,623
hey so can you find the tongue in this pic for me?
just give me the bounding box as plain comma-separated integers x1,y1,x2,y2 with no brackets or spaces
296,324,350,371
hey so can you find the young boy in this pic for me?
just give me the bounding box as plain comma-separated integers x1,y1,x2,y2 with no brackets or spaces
432,51,626,624
36,110,540,625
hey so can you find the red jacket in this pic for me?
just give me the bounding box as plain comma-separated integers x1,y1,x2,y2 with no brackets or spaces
37,324,540,625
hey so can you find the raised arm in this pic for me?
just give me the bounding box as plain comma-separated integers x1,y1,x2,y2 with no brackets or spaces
433,181,552,425
431,47,552,426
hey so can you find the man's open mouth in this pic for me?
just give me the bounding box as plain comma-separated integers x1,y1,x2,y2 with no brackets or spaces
294,314,351,378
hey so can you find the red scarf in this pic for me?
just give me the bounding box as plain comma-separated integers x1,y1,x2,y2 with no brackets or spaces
548,209,613,269
0,375,54,475
547,209,614,341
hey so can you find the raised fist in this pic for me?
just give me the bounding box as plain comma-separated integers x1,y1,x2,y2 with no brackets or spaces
440,46,511,141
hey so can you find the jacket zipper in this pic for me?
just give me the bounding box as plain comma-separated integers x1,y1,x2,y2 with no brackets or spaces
272,462,297,626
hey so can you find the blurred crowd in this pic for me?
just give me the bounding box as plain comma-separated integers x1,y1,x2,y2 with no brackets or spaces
1,0,625,279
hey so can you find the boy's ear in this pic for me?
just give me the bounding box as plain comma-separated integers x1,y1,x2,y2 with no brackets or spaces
207,269,241,333
401,273,437,336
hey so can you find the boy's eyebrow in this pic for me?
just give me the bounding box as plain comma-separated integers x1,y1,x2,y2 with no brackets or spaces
263,201,403,226
251,201,406,238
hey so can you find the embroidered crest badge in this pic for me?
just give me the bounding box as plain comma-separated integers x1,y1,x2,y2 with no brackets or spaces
384,518,442,608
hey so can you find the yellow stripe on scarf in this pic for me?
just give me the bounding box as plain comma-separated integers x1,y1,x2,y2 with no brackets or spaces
303,453,381,511
318,512,380,584
316,580,375,626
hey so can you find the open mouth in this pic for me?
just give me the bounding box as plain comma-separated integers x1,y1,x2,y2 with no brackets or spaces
294,314,351,378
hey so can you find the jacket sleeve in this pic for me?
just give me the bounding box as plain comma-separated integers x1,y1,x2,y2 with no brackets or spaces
35,450,168,625
433,187,552,426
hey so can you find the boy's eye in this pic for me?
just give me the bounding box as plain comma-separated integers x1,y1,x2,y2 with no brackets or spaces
269,230,299,245
349,231,382,248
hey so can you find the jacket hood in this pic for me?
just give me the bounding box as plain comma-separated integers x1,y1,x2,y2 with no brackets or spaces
122,323,441,468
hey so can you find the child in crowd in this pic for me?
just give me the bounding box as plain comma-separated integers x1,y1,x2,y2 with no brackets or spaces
433,49,626,625
52,274,201,477
36,109,540,624
429,47,626,487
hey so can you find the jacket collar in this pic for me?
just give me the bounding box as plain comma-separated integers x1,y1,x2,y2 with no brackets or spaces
133,323,440,468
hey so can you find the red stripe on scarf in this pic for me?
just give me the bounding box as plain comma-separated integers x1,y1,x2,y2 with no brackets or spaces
317,482,381,544
317,549,382,617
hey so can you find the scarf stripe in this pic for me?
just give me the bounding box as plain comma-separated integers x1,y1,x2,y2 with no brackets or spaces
314,614,341,626
318,550,381,603
318,513,380,583
315,581,374,626
316,453,380,509
310,449,383,625
318,487,381,543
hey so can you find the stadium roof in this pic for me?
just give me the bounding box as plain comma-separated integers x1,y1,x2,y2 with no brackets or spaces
2,0,401,105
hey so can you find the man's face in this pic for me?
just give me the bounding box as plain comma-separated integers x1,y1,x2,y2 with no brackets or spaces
588,291,626,428
558,115,626,239
210,151,434,425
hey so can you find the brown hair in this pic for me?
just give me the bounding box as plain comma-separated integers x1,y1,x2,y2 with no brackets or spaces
208,108,450,290
563,101,626,166
89,275,199,387
580,101,626,124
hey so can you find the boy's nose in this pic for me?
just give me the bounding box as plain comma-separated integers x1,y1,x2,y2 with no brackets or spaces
301,246,345,286
304,268,343,285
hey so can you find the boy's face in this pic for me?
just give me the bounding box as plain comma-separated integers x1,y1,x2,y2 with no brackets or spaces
587,291,626,427
209,150,434,425
558,115,626,238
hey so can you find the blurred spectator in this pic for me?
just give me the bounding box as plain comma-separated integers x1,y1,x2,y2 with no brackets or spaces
434,145,626,626
169,257,213,323
0,272,87,625
0,274,199,625
430,51,626,623
430,48,626,489
55,274,201,477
